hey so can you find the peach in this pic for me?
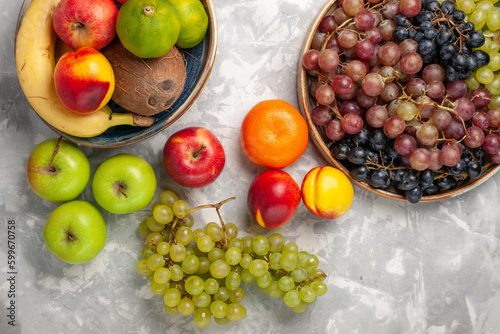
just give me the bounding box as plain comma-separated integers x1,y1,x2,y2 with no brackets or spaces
247,170,301,229
301,166,353,219
54,47,115,114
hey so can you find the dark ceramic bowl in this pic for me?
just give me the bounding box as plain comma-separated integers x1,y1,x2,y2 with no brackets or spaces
16,0,217,148
296,0,500,202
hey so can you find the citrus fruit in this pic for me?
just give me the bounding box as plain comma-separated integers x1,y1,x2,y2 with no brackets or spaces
116,0,181,58
240,99,309,169
301,166,353,219
168,0,209,49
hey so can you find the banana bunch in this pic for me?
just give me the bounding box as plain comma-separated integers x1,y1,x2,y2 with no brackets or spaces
15,0,154,138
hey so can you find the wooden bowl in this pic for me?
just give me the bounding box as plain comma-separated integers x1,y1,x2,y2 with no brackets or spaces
296,0,500,202
15,0,218,148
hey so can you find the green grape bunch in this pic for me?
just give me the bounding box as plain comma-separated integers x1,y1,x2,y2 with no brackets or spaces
135,190,328,328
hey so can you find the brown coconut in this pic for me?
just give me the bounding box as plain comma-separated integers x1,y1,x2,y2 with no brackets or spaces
101,38,186,116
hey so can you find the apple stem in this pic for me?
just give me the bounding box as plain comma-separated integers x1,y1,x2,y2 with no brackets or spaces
71,22,84,31
48,136,62,172
119,186,128,198
192,145,207,158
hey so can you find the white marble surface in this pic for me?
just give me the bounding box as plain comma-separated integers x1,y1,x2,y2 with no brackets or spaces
2,0,500,333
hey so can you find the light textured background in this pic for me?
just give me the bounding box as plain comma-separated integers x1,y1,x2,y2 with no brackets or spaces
2,0,500,333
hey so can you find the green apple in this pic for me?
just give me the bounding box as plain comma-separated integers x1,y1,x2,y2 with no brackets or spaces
92,153,157,214
26,138,90,203
43,200,107,264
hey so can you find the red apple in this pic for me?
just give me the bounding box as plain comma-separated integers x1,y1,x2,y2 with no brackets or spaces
247,170,301,229
163,127,225,188
53,0,118,51
54,47,115,114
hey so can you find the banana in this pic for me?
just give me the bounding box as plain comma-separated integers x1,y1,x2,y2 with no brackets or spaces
15,0,154,138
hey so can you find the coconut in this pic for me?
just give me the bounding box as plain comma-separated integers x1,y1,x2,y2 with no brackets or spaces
101,38,186,116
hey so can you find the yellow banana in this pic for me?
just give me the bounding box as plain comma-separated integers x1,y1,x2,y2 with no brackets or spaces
15,0,154,138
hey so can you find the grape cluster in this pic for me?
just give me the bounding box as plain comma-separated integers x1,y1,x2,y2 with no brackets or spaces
136,191,328,328
302,0,500,203
392,0,489,83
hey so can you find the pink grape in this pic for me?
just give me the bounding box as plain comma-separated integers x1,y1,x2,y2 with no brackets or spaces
325,119,346,141
394,134,417,155
362,73,385,96
341,113,364,134
302,49,320,70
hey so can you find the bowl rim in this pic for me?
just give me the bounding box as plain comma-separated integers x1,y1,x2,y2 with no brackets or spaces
296,0,500,203
15,0,218,149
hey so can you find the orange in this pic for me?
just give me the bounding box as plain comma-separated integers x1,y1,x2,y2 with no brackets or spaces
240,99,309,169
116,0,180,58
168,0,209,49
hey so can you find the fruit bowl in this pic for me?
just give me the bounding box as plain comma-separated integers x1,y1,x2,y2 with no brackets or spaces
297,0,500,202
15,0,217,148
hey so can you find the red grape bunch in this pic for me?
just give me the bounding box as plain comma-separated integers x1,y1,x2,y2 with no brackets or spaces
302,0,500,203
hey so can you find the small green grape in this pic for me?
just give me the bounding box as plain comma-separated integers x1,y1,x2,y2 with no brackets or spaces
193,307,211,328
256,272,272,289
169,243,187,262
225,247,242,266
192,291,211,308
470,9,487,29
226,303,247,322
153,205,173,224
172,199,189,218
239,253,253,269
240,268,256,284
299,286,317,304
229,288,245,303
206,222,223,241
225,271,242,291
241,235,254,253
465,75,481,91
208,247,225,262
163,304,179,315
150,280,169,295
159,190,178,207
248,259,268,277
197,234,215,253
214,286,230,301
457,0,475,14
156,241,170,256
280,251,298,272
146,253,165,271
181,254,200,274
477,66,494,85
177,297,195,316
204,278,219,294
153,267,171,284
145,232,163,248
164,287,181,307
311,281,328,296
141,246,155,259
185,275,205,296
251,235,270,256
268,233,285,252
210,300,228,318
283,290,301,308
175,226,193,246
195,256,211,275
210,259,231,279
138,219,152,237
169,264,184,281
278,275,295,292
136,259,152,276
224,223,239,241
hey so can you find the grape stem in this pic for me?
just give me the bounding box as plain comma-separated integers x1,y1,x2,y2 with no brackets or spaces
187,197,236,247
